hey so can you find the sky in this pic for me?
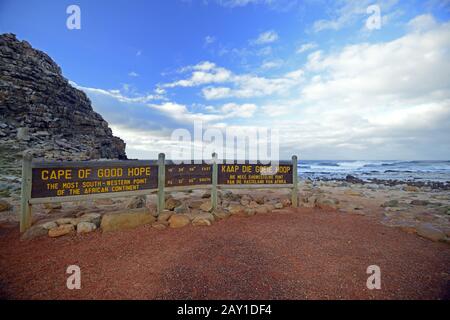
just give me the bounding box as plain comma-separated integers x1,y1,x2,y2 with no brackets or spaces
1,0,450,160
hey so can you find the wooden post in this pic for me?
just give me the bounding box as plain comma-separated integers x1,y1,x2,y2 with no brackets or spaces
291,155,298,208
211,152,218,212
157,153,165,215
20,153,33,232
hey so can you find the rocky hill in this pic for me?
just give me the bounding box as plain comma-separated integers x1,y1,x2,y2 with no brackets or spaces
0,33,127,197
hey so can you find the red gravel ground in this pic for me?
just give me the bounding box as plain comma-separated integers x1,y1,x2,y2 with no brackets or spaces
0,208,449,300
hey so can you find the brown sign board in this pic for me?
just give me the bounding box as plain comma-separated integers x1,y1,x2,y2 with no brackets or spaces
218,163,293,185
31,161,158,199
165,164,212,187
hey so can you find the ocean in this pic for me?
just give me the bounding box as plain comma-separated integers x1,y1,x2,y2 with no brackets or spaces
298,160,450,183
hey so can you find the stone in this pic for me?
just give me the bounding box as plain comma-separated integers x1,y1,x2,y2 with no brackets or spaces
152,221,168,230
245,208,256,216
228,204,246,216
126,196,146,209
40,221,58,230
201,191,211,199
253,195,266,205
192,216,213,226
174,203,189,214
157,210,173,222
213,209,230,220
316,197,339,210
416,224,446,242
199,201,212,212
95,198,115,206
0,199,11,212
410,200,429,206
404,185,420,192
21,224,48,240
78,213,102,227
168,214,190,228
255,206,270,214
189,200,204,209
56,218,78,225
76,222,97,234
48,224,74,237
274,203,283,209
100,208,156,232
381,200,399,208
43,202,62,210
165,197,182,210
281,198,291,207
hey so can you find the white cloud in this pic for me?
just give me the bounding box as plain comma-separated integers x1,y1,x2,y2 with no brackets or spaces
128,71,139,77
296,42,318,54
312,0,399,32
251,30,279,45
204,35,216,46
163,61,303,100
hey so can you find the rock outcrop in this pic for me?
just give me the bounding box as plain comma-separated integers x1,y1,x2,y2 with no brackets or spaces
0,33,127,196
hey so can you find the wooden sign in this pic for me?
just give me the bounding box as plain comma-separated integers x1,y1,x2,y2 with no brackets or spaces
218,163,293,185
165,164,212,187
30,161,158,198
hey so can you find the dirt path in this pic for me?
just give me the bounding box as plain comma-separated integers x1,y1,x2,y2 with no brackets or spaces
0,208,449,299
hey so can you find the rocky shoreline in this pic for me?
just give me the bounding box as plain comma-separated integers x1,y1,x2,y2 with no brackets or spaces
303,174,450,190
0,177,447,245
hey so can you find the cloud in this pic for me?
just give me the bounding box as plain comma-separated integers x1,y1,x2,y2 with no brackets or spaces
296,42,318,54
204,35,216,46
128,71,139,77
312,0,399,32
163,61,303,100
251,30,279,45
259,15,450,159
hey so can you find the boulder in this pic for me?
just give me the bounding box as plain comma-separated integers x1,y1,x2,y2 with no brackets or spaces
228,204,246,216
43,202,62,210
192,213,214,226
78,213,102,227
281,198,291,207
316,197,339,210
77,222,97,234
201,191,211,199
404,185,420,192
255,206,270,214
100,208,155,232
21,224,48,240
126,195,146,209
157,210,173,222
168,214,190,228
213,209,230,220
0,199,12,212
381,200,399,208
94,198,115,206
199,201,212,212
48,224,74,237
40,221,58,230
165,197,182,211
189,200,204,209
416,224,446,242
410,200,429,206
152,221,168,230
174,203,189,214
274,203,283,209
56,217,78,226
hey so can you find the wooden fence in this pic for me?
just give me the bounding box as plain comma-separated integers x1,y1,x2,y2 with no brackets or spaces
20,153,298,232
